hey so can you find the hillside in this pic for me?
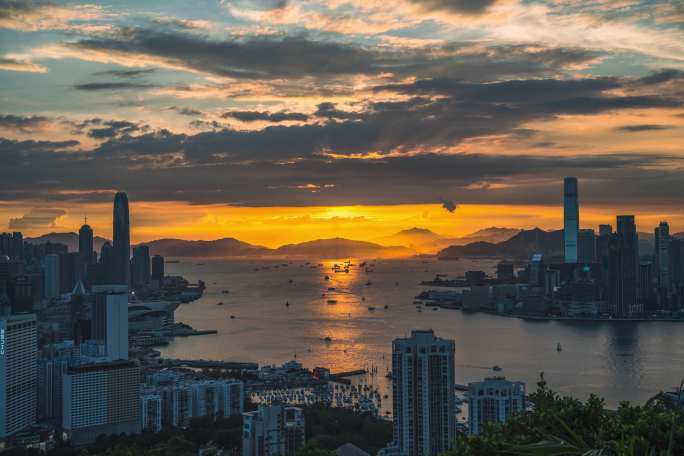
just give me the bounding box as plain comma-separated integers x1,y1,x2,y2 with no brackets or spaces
439,228,563,259
142,238,270,257
25,232,109,252
274,238,413,259
378,226,520,253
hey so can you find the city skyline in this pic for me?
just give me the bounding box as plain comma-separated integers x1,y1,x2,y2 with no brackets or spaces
1,0,684,246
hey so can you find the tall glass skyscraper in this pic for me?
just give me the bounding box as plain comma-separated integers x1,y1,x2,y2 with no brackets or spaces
78,222,94,265
564,177,579,264
112,192,130,288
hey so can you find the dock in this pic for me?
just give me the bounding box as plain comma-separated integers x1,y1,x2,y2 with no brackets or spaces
162,359,258,370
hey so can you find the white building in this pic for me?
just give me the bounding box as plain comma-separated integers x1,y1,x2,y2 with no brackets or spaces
91,285,129,361
62,360,141,446
0,313,37,439
242,404,305,456
389,329,455,456
141,391,162,433
468,377,526,435
44,254,60,299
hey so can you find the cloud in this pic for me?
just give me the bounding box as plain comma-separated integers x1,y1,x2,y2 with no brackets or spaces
0,0,112,32
73,82,157,91
8,207,66,230
638,69,684,85
87,120,149,139
0,56,47,73
615,124,676,132
314,103,364,120
0,114,50,131
169,106,203,116
222,110,309,122
94,68,157,78
441,198,458,213
407,0,498,15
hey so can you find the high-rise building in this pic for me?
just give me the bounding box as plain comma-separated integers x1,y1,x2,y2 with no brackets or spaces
141,391,162,433
242,405,305,456
191,380,244,418
91,285,129,361
597,225,612,270
0,232,23,261
578,229,596,264
151,255,164,288
496,262,515,282
44,254,60,299
62,360,141,446
131,245,151,290
563,177,579,264
0,313,37,439
113,192,131,288
390,329,455,456
468,377,526,435
608,216,639,316
59,252,80,294
654,222,672,294
79,222,94,265
97,241,113,285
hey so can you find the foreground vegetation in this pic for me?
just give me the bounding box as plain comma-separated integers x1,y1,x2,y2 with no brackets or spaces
451,375,684,456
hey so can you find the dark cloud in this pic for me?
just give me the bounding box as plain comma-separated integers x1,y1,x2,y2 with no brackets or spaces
0,0,47,18
407,0,498,14
8,207,66,230
638,69,684,85
73,82,157,91
0,114,50,131
87,120,149,139
93,68,157,78
222,110,309,122
169,106,203,116
615,124,676,132
314,103,364,120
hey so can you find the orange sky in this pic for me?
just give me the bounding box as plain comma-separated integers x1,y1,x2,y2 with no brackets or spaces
2,201,682,248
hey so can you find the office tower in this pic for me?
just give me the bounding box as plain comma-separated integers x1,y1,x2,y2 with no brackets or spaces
37,342,77,421
97,241,113,285
578,229,596,264
597,225,612,269
673,238,684,289
62,360,141,446
44,253,60,299
152,255,164,287
563,177,579,264
639,262,655,312
191,379,244,418
654,222,672,293
141,391,162,433
131,245,151,290
160,385,193,428
91,285,129,361
0,313,37,439
496,262,515,282
0,256,8,295
390,330,455,456
608,216,639,316
78,222,94,265
468,377,526,435
113,192,131,288
59,252,80,294
243,405,305,456
0,232,23,260
528,254,545,287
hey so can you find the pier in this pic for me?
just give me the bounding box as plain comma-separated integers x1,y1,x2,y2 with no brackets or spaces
162,359,258,370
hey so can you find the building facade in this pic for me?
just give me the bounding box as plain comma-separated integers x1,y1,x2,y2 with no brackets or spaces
112,192,131,289
468,377,526,435
563,177,579,264
242,405,305,456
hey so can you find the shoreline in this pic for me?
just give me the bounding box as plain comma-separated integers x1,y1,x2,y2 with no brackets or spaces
454,308,684,323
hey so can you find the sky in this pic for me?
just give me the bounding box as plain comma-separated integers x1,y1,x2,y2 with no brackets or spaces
1,0,683,246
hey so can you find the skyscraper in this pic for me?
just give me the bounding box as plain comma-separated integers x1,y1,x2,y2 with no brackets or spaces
390,329,455,456
113,192,130,288
654,222,672,295
578,229,596,264
468,377,526,435
242,405,305,456
597,224,613,270
131,245,151,290
608,216,639,316
44,253,60,299
78,222,94,265
0,313,37,439
151,254,164,285
563,177,579,264
91,285,129,361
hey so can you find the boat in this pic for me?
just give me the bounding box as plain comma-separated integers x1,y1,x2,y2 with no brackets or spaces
285,301,290,307
366,281,372,286
368,306,376,311
324,275,330,281
557,343,562,352
216,302,224,306
492,365,502,372
230,315,236,319
384,305,389,310
328,287,336,291
324,336,332,343
362,297,366,301
222,290,229,294
327,299,338,305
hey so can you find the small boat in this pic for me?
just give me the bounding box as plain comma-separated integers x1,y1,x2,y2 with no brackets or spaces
557,343,563,352
327,299,338,305
230,315,236,319
288,279,294,283
221,290,229,294
383,305,389,310
285,301,290,307
324,275,330,281
368,306,376,311
216,302,224,306
492,365,502,372
361,297,366,301
366,281,372,286
324,336,332,343
328,287,336,291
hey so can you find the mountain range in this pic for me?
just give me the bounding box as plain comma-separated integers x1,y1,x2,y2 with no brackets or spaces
439,228,564,260
377,227,521,253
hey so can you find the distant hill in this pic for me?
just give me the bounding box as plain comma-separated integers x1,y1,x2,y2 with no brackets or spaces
142,238,270,258
25,232,109,252
378,226,520,253
274,238,413,259
439,228,563,259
